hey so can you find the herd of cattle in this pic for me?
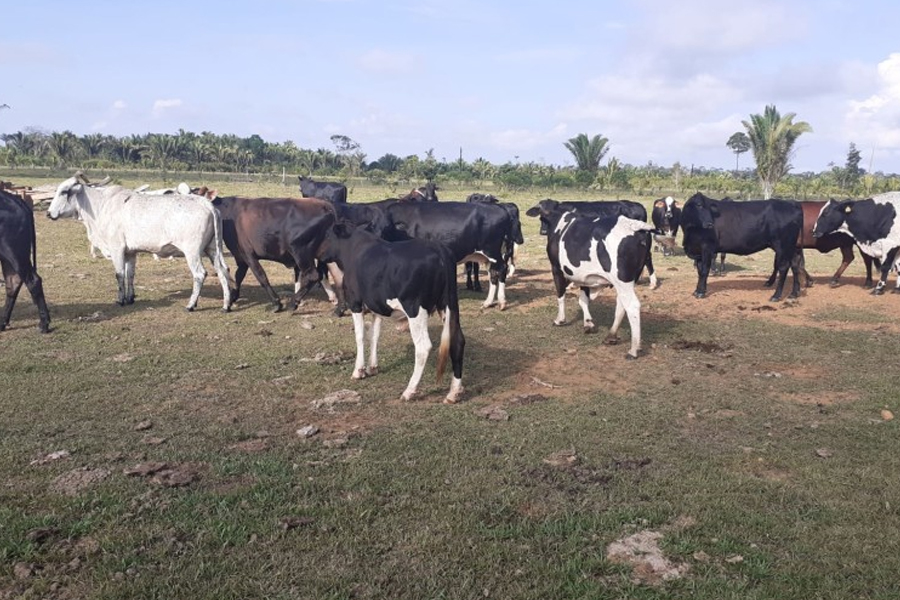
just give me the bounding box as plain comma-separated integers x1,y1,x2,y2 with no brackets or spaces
1,174,899,402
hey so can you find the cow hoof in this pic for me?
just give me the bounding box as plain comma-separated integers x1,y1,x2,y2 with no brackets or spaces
0,323,6,332
482,301,496,309
552,320,567,327
768,295,782,302
40,325,51,334
604,334,620,346
366,366,379,376
465,282,474,290
352,369,367,380
693,291,706,299
583,323,597,334
788,292,800,299
444,389,464,404
401,390,418,401
871,287,885,296
116,300,126,307
271,302,284,313
625,352,639,360
499,302,508,311
829,280,841,288
474,284,483,292
185,306,195,313
221,306,231,313
126,297,135,305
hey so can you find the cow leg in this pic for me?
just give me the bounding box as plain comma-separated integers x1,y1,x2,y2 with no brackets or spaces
764,258,777,288
830,246,855,286
367,315,382,376
245,256,282,312
287,261,322,311
578,287,596,333
232,262,249,303
442,307,465,404
327,263,347,317
465,262,475,290
872,248,899,295
184,254,207,311
351,311,369,379
616,286,643,359
507,245,518,278
315,263,338,304
482,274,498,308
862,254,875,288
206,243,235,312
768,247,794,301
23,270,51,333
644,252,659,290
111,251,128,306
401,308,432,401
551,264,569,326
693,249,713,298
1,262,22,331
124,253,137,305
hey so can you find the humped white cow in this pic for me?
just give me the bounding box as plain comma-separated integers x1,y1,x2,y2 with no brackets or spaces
48,173,234,311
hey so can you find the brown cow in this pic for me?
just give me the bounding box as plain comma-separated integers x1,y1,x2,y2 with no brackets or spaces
765,200,875,288
211,196,337,312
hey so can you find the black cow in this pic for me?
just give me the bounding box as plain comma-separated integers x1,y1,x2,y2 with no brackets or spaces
212,196,337,312
318,222,465,403
682,193,803,301
813,192,900,294
650,196,681,256
376,201,524,310
402,182,439,202
298,176,348,204
0,190,50,333
464,192,504,291
528,204,654,359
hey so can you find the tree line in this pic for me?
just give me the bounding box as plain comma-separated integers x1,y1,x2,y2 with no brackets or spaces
1,105,897,199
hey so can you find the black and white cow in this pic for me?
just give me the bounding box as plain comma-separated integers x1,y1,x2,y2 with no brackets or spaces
650,196,681,256
813,192,900,294
0,190,51,333
464,192,507,290
318,222,465,402
376,201,524,310
298,176,348,204
681,193,804,301
528,205,654,359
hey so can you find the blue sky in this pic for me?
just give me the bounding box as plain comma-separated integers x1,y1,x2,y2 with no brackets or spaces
3,0,900,173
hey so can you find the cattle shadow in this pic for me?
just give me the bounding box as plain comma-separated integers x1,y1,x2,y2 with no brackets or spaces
46,296,180,326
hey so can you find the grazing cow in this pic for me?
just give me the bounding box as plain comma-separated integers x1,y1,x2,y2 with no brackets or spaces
47,175,234,311
0,190,50,333
318,222,465,402
764,200,875,289
813,192,900,294
376,201,524,309
681,193,803,301
651,196,681,256
298,176,348,204
212,196,338,312
530,205,654,359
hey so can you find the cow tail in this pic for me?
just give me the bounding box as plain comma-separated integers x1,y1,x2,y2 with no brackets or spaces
210,204,234,287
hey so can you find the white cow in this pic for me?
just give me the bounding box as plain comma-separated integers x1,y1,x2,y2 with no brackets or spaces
48,174,234,311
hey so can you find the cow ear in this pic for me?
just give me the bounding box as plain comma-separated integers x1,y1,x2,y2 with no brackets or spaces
525,206,541,217
654,200,665,208
674,201,680,209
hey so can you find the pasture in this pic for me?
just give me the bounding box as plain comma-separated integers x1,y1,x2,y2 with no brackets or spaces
2,177,899,600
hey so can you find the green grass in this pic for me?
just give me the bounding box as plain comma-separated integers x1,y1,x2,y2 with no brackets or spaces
2,173,900,599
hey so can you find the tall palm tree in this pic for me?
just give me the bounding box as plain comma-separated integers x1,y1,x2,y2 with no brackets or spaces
742,105,812,199
564,133,609,174
80,133,106,160
47,131,79,168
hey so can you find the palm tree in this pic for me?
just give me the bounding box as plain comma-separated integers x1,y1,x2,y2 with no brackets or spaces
80,133,107,160
564,133,609,174
742,105,812,199
47,131,79,168
147,133,183,172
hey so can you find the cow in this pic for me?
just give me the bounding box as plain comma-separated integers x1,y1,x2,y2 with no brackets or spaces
651,196,681,256
401,182,439,202
211,196,338,312
317,222,465,403
813,192,900,295
375,201,524,310
764,200,875,289
0,190,51,333
47,174,234,311
526,198,657,288
681,192,803,301
298,176,348,204
464,192,508,290
529,205,654,359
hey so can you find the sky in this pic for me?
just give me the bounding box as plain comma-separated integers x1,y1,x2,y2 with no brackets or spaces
3,0,900,174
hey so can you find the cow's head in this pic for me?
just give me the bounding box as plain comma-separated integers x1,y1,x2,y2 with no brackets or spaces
682,193,717,230
525,199,561,235
47,174,88,220
813,198,852,238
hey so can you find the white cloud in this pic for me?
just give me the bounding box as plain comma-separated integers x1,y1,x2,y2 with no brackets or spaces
844,53,900,154
151,98,183,117
489,123,568,153
112,100,127,110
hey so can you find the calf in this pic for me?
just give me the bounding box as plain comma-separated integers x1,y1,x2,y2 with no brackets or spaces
377,201,524,310
682,193,803,301
298,176,348,204
765,200,874,289
318,222,465,402
813,192,900,294
531,206,654,359
0,190,51,333
650,196,681,256
212,196,338,312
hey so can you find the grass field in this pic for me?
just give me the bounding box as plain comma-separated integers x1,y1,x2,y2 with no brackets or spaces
2,174,899,599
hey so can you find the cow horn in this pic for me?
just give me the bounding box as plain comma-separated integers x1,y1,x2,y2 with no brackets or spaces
95,175,112,186
73,170,90,185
